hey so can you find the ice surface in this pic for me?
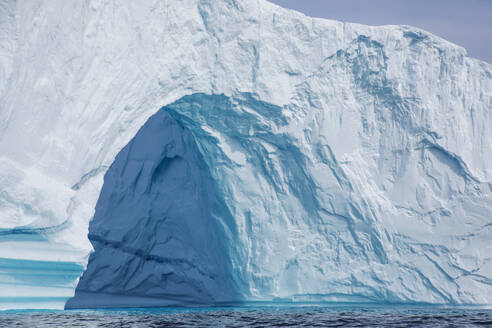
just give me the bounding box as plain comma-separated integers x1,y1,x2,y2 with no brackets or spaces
0,0,491,309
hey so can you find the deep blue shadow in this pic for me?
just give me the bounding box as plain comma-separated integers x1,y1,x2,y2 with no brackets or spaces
66,108,240,309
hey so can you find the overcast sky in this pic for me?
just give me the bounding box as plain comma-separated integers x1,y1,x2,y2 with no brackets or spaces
269,0,492,64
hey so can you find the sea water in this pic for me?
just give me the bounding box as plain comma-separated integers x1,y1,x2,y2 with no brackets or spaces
1,304,491,327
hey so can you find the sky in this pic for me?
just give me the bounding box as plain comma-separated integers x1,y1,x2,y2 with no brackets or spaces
269,0,492,64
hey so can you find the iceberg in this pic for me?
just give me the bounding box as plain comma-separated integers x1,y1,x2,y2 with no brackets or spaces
0,0,491,309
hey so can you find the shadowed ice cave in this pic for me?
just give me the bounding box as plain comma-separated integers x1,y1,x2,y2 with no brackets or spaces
66,103,242,308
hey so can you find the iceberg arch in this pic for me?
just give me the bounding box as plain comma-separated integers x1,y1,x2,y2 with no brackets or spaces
1,0,491,309
68,91,492,308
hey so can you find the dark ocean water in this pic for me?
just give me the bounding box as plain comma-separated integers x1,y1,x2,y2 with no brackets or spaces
1,305,492,327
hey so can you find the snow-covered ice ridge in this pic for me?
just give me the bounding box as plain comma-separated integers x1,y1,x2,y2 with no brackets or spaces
0,0,491,310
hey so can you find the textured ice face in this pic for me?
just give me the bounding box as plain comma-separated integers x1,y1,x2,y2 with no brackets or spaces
1,0,492,309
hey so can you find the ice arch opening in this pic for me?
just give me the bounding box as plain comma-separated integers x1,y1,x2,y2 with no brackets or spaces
66,103,242,308
67,90,492,308
67,92,407,309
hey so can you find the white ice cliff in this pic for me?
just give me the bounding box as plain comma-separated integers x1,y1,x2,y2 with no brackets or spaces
0,0,491,310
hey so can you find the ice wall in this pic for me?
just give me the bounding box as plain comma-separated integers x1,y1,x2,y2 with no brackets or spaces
0,0,491,309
